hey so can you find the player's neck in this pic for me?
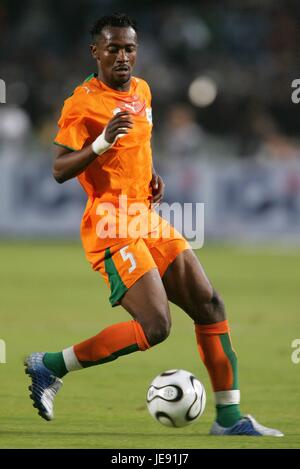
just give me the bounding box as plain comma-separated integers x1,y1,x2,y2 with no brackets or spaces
98,74,132,92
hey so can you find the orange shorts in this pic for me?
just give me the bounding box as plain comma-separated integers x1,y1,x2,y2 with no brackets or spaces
82,210,191,306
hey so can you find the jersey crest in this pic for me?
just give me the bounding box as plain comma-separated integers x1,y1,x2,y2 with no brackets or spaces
114,94,146,116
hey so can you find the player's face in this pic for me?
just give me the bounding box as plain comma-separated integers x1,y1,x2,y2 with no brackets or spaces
91,26,137,91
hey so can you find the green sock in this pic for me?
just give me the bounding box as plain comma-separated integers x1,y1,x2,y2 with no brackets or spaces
216,404,242,428
43,352,68,378
216,332,242,427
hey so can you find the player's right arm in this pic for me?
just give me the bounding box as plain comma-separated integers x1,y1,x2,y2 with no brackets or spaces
53,111,133,183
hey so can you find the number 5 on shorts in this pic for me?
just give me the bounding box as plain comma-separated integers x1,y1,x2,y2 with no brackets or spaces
120,246,136,273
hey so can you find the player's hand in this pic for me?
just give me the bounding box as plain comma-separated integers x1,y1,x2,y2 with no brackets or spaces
150,173,165,205
105,111,133,143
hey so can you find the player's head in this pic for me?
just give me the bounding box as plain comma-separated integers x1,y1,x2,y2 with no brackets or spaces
90,13,138,90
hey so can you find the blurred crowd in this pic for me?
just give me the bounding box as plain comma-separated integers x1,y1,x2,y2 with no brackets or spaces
0,0,300,239
1,0,300,163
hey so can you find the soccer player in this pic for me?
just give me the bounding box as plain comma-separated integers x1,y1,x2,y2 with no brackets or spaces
25,13,283,436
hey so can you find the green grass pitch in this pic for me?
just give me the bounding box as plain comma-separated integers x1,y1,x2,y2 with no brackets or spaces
0,241,299,449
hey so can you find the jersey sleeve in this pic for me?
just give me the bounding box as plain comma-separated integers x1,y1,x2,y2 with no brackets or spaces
54,90,90,152
141,79,153,125
143,79,152,105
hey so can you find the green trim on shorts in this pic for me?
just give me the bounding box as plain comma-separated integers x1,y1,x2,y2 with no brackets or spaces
53,141,76,152
105,248,128,306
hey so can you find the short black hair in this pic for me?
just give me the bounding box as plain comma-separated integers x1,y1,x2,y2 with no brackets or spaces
89,13,137,40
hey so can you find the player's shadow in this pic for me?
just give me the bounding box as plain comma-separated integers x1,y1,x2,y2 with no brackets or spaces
0,430,208,438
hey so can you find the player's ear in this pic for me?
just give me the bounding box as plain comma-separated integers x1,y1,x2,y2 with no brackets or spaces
90,43,99,60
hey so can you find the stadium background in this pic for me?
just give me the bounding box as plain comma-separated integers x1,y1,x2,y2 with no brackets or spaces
0,0,300,449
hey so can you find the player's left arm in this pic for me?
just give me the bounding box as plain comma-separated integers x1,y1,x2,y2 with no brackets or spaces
150,166,165,204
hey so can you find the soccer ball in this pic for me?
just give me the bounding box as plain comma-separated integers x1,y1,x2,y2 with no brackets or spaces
146,369,206,428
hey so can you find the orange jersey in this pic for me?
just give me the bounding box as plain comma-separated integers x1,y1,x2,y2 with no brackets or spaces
54,74,191,303
54,73,153,204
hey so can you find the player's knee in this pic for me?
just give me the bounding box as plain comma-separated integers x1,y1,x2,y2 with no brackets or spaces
205,290,225,323
211,290,225,312
200,283,214,304
186,278,213,308
145,313,171,346
198,287,224,309
147,324,171,346
192,289,225,323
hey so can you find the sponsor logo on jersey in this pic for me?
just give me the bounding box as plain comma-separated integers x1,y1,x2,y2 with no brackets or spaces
115,95,146,116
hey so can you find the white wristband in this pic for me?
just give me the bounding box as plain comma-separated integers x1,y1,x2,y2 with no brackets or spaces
91,127,113,156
